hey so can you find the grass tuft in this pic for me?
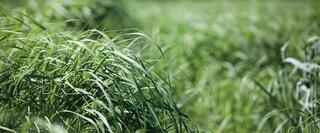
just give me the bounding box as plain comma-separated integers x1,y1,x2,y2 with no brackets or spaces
0,13,196,132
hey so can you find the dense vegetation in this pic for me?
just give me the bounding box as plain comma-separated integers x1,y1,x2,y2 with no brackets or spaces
1,0,320,132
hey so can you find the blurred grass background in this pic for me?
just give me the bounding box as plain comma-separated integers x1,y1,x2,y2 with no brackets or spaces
128,0,320,132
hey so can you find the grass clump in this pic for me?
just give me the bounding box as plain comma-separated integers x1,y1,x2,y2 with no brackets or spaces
0,13,195,132
257,36,320,132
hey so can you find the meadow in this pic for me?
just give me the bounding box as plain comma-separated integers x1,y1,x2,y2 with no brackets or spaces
1,0,320,132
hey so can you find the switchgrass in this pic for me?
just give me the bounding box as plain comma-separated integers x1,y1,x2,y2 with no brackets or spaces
0,12,196,132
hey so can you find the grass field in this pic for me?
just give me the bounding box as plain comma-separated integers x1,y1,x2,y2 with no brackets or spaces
130,1,320,132
1,0,320,132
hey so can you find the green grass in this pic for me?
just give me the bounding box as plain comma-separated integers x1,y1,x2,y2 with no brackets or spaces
256,36,320,132
1,0,320,132
0,10,196,132
129,0,320,132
